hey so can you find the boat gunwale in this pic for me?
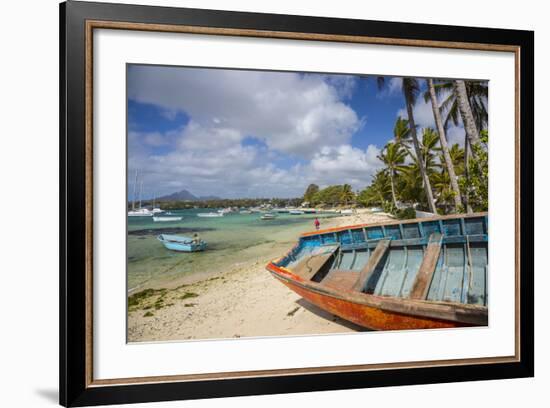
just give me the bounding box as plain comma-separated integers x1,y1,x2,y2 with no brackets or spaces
265,261,488,326
301,211,488,237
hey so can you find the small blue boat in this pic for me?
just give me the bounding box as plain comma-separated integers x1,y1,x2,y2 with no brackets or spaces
157,234,207,252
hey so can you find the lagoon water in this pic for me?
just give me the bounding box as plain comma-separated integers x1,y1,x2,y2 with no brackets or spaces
127,209,337,292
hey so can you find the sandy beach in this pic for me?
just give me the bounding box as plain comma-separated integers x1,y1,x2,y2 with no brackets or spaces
128,210,393,342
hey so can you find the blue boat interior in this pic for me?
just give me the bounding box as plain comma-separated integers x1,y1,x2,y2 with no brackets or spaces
274,215,488,306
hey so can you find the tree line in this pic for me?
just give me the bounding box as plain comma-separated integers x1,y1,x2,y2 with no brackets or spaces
302,78,488,216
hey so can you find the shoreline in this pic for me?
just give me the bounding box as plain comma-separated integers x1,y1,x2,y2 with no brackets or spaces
128,210,392,342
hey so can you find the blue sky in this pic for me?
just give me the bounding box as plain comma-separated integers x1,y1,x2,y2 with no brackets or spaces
127,65,467,199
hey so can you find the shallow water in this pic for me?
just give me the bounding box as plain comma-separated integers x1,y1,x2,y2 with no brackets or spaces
127,209,337,291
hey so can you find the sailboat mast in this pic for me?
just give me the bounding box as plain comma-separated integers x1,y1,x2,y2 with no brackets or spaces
138,180,143,209
132,169,138,210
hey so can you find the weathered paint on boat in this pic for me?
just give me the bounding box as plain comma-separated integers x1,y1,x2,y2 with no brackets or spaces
266,212,488,331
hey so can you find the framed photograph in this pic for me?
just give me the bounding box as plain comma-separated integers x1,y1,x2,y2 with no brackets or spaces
60,0,534,406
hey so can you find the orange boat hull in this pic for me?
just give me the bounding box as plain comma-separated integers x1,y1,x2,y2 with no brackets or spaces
268,265,467,331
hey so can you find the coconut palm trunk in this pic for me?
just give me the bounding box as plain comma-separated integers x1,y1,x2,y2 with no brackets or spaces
403,83,437,214
463,133,474,213
454,80,481,146
389,172,398,209
427,79,462,211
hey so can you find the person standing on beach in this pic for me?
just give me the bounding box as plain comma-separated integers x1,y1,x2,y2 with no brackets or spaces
314,218,320,230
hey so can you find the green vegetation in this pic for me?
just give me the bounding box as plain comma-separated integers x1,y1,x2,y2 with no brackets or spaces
303,184,319,204
306,185,357,207
143,311,154,317
132,197,303,211
128,288,168,311
361,78,488,217
179,292,199,300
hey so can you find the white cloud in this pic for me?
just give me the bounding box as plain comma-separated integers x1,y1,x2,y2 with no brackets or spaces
127,66,390,198
128,66,362,159
397,98,434,129
446,126,466,147
377,77,402,99
307,144,383,188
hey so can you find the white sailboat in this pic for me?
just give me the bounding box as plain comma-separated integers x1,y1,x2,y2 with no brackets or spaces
128,171,153,217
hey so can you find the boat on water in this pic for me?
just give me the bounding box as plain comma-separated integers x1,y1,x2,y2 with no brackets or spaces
197,212,224,218
240,210,252,214
289,210,304,215
153,216,183,222
128,208,153,217
266,212,488,331
261,213,277,220
276,209,290,213
303,209,317,214
157,234,207,252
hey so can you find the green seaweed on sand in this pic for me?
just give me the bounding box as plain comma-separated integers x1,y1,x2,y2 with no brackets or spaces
143,311,154,317
179,292,199,300
128,287,168,311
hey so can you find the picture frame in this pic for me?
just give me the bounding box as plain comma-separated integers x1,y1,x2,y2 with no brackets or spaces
60,0,534,406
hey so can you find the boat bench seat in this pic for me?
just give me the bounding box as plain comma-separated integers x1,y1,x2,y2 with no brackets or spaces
322,270,360,291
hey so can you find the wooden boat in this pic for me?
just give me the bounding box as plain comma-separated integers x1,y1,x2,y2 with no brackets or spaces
153,216,183,222
266,212,488,331
157,234,207,252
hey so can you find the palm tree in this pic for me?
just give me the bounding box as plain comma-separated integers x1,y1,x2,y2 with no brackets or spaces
419,128,442,173
426,78,462,211
340,184,355,206
393,117,411,147
454,80,481,146
378,77,437,213
448,143,465,173
433,80,486,213
377,142,408,209
436,80,488,132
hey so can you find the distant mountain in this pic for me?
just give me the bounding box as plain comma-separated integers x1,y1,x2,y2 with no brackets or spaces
156,189,221,202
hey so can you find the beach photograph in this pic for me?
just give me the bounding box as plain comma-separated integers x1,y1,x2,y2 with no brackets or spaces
126,65,489,342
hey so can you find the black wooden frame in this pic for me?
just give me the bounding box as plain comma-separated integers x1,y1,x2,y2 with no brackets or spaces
60,1,534,406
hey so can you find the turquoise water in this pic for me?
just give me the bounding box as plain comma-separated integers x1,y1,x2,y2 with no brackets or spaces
127,209,337,291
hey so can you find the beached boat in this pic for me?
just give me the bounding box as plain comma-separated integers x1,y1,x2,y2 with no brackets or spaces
157,234,207,252
153,216,183,222
289,210,304,215
197,212,224,218
261,213,277,220
340,209,354,215
266,212,488,331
